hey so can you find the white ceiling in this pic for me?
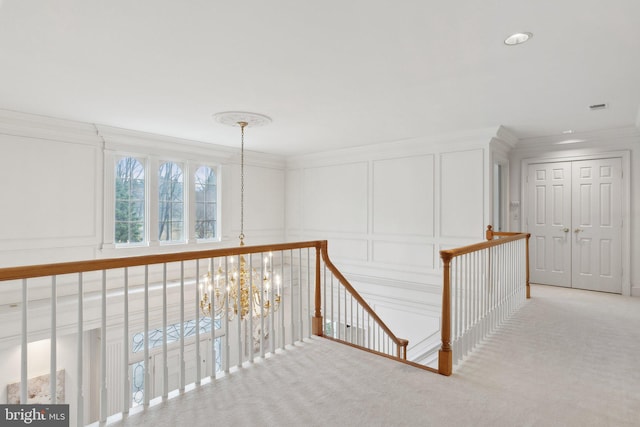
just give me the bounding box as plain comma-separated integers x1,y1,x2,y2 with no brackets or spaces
1,0,639,155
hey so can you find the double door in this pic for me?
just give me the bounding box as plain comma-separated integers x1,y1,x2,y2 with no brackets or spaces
527,158,622,293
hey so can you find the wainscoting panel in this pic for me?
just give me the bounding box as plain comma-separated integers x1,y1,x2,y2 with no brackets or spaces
372,154,435,236
372,240,435,269
302,162,369,233
440,148,484,239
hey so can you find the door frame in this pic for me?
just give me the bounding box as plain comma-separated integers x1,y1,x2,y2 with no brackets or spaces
520,150,631,296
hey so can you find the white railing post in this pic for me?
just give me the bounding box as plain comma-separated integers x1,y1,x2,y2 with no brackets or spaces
77,273,84,425
50,276,57,404
162,263,168,399
100,270,108,422
143,266,150,407
21,279,28,405
195,260,201,385
123,268,130,414
180,261,185,392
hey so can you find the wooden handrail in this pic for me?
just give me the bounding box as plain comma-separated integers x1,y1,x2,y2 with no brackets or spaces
440,232,528,261
486,224,521,240
0,241,323,282
319,241,409,359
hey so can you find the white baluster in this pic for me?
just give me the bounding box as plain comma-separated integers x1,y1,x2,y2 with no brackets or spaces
195,260,201,385
143,266,150,407
21,279,27,405
78,273,85,425
51,275,57,404
123,268,129,413
163,263,168,399
249,255,255,362
101,270,109,420
180,261,185,392
237,253,242,367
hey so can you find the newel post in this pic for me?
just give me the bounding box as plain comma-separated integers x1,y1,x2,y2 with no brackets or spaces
525,233,531,299
439,252,453,376
312,243,324,336
486,225,494,241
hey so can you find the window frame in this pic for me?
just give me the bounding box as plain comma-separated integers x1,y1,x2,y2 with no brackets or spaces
193,164,219,242
158,160,186,244
114,155,148,248
104,150,222,252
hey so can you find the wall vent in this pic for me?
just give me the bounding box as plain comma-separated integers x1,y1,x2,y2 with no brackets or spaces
589,103,608,110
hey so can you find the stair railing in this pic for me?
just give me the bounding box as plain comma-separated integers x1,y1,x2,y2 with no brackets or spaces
438,226,530,376
0,240,407,425
313,241,409,360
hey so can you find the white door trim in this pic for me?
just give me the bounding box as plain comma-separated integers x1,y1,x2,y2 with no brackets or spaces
520,150,631,296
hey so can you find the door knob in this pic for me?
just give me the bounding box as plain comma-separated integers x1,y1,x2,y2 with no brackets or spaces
574,228,582,233
562,227,569,233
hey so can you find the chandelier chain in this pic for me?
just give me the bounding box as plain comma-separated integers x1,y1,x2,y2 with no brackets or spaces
239,121,247,245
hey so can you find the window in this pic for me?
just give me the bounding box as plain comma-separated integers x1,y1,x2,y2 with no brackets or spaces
194,166,217,239
131,317,219,353
158,162,184,242
110,155,219,248
115,157,145,244
129,317,222,407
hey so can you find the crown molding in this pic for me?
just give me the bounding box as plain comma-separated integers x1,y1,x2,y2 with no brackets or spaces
515,126,640,151
97,124,285,169
287,126,502,168
0,109,101,146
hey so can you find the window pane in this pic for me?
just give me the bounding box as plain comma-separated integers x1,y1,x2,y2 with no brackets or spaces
195,166,217,239
205,202,216,219
172,203,184,220
159,162,184,242
115,157,145,244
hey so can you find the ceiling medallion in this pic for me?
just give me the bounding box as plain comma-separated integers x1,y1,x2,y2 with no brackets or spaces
213,111,272,128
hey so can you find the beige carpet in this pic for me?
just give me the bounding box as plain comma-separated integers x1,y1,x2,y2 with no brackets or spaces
105,284,640,427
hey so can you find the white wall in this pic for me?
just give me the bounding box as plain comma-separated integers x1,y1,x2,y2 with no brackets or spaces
0,110,286,269
509,126,640,296
0,332,91,427
285,127,510,356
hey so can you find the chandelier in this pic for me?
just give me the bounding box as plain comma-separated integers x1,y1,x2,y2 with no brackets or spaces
199,112,281,321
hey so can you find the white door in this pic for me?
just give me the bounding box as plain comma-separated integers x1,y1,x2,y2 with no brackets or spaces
526,158,623,293
527,162,572,287
571,158,622,293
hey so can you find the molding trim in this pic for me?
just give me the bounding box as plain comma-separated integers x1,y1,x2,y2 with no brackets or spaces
97,124,285,169
0,109,101,146
287,126,502,168
515,126,640,151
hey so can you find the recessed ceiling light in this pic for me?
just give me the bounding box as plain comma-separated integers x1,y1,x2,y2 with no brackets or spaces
562,130,574,134
504,32,533,45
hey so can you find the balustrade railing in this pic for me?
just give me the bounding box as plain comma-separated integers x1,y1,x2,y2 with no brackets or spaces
0,240,407,426
438,226,530,376
314,241,408,359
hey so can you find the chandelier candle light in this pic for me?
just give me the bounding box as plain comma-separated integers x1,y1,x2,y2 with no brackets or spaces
200,112,281,322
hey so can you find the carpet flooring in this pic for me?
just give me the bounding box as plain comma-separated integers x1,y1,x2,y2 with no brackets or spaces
105,284,640,427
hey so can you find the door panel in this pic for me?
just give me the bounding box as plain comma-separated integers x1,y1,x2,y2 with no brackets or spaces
527,162,572,286
571,158,622,293
527,158,622,293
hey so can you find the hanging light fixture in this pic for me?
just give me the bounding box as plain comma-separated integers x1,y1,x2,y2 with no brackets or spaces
199,112,280,321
